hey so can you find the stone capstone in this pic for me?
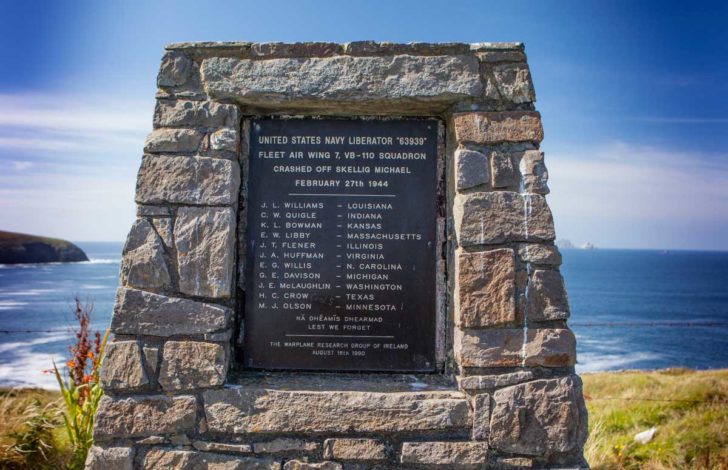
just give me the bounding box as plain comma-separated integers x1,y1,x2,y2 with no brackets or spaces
456,248,516,327
490,376,588,456
454,192,555,246
174,206,236,298
143,449,280,470
527,269,570,321
119,219,171,290
455,148,488,190
85,445,133,470
158,51,194,87
111,287,231,336
135,155,240,206
201,55,482,107
143,128,203,153
520,150,549,195
158,341,227,390
203,389,471,434
94,395,196,439
323,438,387,461
453,112,543,144
99,341,148,391
400,441,488,469
153,100,239,128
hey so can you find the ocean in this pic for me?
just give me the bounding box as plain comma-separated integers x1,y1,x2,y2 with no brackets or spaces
0,243,726,388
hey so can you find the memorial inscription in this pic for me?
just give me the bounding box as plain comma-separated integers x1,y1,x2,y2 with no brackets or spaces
244,118,439,371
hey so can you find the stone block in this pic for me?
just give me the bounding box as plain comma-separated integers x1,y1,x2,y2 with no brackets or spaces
490,376,588,456
323,438,387,461
524,328,576,367
203,388,471,434
175,206,236,298
454,328,523,368
476,51,527,63
455,148,488,190
119,219,171,290
453,112,543,144
143,449,280,470
489,63,536,103
528,269,570,321
153,99,239,128
400,441,487,468
520,150,549,194
158,50,193,87
283,461,341,470
150,217,173,249
201,55,482,107
453,192,555,246
518,243,562,266
94,395,196,439
344,41,471,56
142,346,159,376
99,341,148,391
253,438,319,454
143,128,203,153
473,393,491,441
85,445,133,470
210,127,239,152
456,248,516,327
111,287,231,336
159,341,227,390
193,441,253,453
457,370,536,392
136,204,172,217
490,151,517,188
135,155,239,206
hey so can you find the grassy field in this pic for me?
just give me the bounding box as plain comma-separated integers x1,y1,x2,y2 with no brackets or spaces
583,368,728,469
0,369,725,469
0,387,70,469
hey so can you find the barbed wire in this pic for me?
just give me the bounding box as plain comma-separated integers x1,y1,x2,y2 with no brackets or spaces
1,321,726,334
570,321,728,328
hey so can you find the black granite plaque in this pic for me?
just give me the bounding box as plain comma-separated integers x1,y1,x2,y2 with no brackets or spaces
244,118,438,372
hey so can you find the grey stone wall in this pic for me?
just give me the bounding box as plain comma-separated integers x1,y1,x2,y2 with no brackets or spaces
91,41,588,469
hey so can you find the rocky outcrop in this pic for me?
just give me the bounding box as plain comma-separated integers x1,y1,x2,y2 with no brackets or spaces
0,230,88,264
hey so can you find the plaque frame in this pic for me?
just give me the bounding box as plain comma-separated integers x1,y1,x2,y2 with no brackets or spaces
238,115,449,373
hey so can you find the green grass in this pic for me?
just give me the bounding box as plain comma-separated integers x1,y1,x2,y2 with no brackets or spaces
583,368,728,469
0,388,71,469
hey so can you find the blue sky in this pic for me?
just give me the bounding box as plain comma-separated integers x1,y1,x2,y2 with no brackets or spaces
1,0,726,249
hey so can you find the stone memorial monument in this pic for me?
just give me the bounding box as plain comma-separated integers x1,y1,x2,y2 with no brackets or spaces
89,41,588,469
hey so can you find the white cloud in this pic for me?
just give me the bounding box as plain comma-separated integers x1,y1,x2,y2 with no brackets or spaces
546,141,728,250
12,160,34,171
0,93,151,155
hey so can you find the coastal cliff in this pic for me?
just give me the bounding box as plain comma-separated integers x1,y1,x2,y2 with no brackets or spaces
0,230,88,264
